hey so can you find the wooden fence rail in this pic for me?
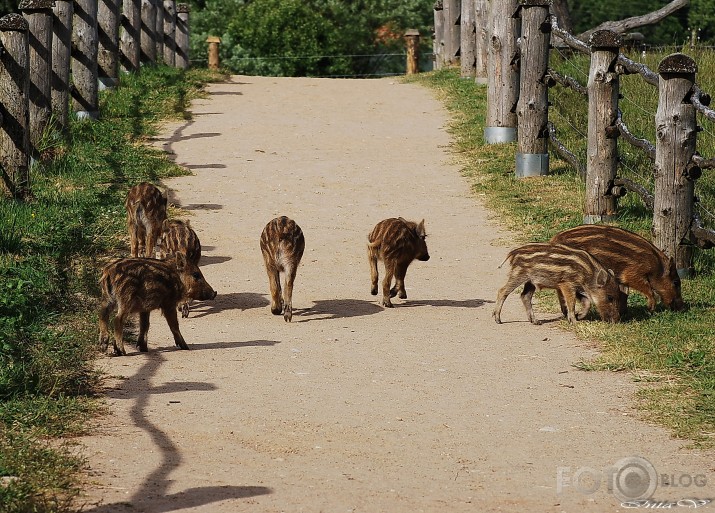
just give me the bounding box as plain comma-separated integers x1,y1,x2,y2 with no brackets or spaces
0,1,192,200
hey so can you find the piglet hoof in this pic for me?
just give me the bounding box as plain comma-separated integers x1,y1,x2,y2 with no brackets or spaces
270,306,282,316
176,341,190,350
389,287,398,298
370,286,378,296
531,319,543,326
181,303,190,318
113,346,127,357
398,290,407,300
283,307,292,323
382,300,394,308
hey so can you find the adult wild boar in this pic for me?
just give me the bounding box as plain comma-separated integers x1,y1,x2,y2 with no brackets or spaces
125,182,167,258
259,216,305,322
368,217,430,308
98,254,217,355
550,225,685,314
493,243,621,325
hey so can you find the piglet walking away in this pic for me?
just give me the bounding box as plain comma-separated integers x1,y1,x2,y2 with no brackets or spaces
125,182,167,258
98,254,217,356
260,216,305,322
368,217,430,308
156,219,203,318
550,224,685,314
493,243,621,325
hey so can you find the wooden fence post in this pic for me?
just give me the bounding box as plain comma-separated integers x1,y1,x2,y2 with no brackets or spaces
442,0,460,66
0,14,31,198
584,30,621,223
474,0,489,84
120,0,141,72
405,29,420,75
432,1,444,70
484,0,519,143
72,0,99,120
20,0,53,157
460,0,476,78
163,0,176,67
140,0,157,64
175,3,189,69
653,53,698,277
52,0,73,133
155,0,164,63
98,0,120,89
515,0,551,178
207,35,220,70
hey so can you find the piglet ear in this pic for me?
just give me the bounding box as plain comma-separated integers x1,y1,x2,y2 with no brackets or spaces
596,268,609,287
417,219,426,237
174,252,187,271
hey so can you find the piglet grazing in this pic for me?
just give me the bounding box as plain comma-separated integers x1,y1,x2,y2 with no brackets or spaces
368,217,430,308
98,254,217,356
156,219,203,318
125,182,168,258
550,224,685,314
493,243,621,325
259,216,305,322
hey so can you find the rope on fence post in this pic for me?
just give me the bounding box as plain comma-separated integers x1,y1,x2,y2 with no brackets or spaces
19,0,53,158
584,30,621,223
515,0,551,177
405,29,420,75
175,3,190,69
98,0,121,89
653,53,698,277
163,0,176,67
140,0,157,64
0,14,30,198
484,0,519,144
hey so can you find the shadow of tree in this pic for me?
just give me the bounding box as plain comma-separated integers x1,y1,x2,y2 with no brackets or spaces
293,298,384,322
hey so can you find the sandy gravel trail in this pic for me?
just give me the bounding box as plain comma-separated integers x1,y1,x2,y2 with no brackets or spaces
80,76,714,512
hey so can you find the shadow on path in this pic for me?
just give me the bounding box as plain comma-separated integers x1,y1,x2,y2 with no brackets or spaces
83,353,272,512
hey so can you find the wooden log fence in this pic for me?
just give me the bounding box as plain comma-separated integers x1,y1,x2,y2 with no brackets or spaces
0,0,193,199
448,1,715,272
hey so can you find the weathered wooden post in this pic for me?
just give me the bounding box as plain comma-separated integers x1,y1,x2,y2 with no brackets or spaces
20,0,53,157
584,30,621,223
0,14,31,198
653,53,698,277
207,35,220,70
72,0,99,120
163,0,176,67
432,1,444,70
175,3,189,69
52,0,73,133
442,0,460,66
474,0,489,84
405,29,420,75
98,0,120,89
484,0,519,143
121,0,141,72
140,0,157,64
155,0,164,63
460,0,476,77
515,0,551,178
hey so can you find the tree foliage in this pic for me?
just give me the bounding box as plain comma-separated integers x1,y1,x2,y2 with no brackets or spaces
189,0,434,76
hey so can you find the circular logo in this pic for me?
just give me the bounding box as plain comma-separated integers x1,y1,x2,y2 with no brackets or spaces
612,456,658,502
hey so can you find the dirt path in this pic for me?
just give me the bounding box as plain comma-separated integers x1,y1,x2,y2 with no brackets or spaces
80,76,714,512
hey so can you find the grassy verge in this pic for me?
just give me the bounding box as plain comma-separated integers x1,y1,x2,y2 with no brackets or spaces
407,63,715,447
0,65,223,512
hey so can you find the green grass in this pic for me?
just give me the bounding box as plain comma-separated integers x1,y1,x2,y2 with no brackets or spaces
0,65,223,513
407,57,715,446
